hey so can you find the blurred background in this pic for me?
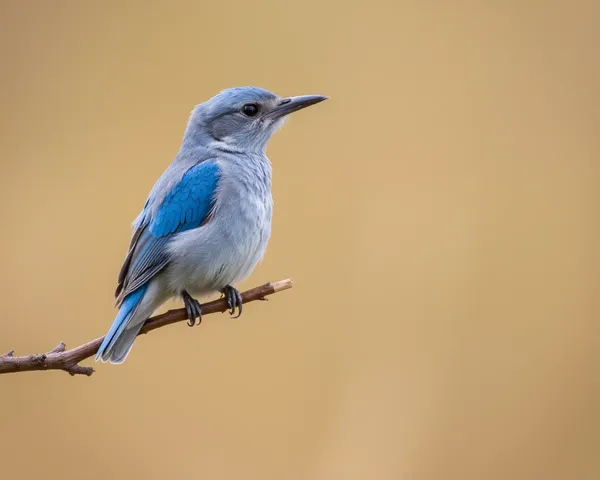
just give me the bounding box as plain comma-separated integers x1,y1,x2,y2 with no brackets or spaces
0,1,598,479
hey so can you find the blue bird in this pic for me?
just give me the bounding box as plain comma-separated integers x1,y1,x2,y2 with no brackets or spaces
96,87,327,364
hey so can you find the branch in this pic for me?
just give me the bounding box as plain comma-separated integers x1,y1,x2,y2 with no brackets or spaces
0,279,292,377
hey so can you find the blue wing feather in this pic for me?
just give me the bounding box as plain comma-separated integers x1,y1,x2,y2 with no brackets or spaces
150,162,219,236
115,161,220,303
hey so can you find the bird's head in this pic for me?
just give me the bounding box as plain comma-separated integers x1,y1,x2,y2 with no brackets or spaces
185,86,328,153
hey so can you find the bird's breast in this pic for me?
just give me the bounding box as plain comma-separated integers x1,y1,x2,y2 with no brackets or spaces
166,167,273,295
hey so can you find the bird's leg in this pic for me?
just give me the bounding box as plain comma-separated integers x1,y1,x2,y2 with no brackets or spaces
182,290,203,327
221,285,243,318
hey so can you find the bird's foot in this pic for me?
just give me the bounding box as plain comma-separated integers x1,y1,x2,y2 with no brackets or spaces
182,290,202,327
222,285,243,318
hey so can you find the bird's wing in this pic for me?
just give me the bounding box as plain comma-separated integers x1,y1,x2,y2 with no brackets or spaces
115,160,220,304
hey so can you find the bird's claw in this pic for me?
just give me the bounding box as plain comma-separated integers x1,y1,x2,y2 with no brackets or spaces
222,285,243,318
182,290,202,326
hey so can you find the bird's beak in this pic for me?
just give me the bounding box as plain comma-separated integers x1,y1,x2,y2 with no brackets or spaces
267,95,329,119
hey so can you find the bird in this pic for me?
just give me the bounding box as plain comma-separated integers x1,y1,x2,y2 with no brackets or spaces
95,86,328,364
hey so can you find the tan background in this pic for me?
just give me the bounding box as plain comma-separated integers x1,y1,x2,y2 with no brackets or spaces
0,1,598,479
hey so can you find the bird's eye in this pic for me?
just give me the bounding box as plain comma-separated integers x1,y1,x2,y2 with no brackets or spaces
241,103,260,117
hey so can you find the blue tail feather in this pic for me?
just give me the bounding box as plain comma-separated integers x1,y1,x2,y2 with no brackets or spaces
96,284,148,361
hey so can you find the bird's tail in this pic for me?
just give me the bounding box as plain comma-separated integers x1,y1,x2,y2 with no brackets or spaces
95,284,148,364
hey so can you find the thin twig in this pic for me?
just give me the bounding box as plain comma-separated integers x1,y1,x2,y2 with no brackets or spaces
0,279,292,377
